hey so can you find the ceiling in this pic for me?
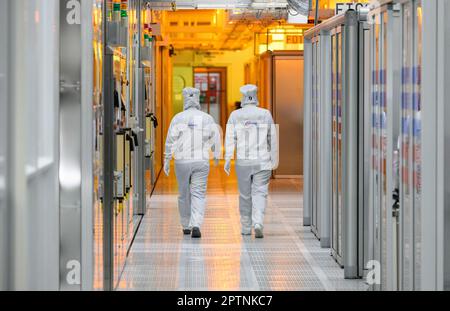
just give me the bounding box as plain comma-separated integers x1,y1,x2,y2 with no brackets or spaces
149,1,343,51
160,8,307,51
145,0,290,10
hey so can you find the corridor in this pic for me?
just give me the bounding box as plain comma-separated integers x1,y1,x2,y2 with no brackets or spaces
118,163,368,291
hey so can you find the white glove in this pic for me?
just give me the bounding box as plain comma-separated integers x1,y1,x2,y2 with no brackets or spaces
214,158,219,167
224,160,231,176
164,159,171,176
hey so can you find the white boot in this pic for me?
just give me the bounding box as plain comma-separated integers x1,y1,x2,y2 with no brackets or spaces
254,224,264,239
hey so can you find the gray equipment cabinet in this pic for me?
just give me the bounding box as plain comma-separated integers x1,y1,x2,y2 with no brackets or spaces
367,0,450,291
304,10,370,279
367,0,403,291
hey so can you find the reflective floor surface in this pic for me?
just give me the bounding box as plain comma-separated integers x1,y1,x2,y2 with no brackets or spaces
118,162,368,291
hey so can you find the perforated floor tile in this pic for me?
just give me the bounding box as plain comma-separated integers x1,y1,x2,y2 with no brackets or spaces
117,164,368,291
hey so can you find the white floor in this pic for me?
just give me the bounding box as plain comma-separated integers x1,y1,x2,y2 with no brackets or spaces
117,164,368,291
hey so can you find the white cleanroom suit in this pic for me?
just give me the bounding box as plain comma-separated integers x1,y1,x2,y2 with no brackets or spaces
224,84,279,237
164,87,222,234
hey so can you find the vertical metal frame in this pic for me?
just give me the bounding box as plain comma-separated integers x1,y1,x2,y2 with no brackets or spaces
342,10,359,278
367,2,401,289
134,0,147,216
421,0,438,290
399,1,415,290
367,9,381,290
396,0,425,291
102,1,115,291
437,0,450,292
8,1,29,289
60,0,96,291
366,13,376,287
133,0,142,213
303,38,312,227
310,35,320,238
330,25,344,266
137,66,146,215
318,30,332,248
151,34,158,187
359,18,371,278
309,34,329,244
411,0,423,289
384,4,402,290
0,0,9,291
421,0,450,291
59,0,82,291
80,0,94,291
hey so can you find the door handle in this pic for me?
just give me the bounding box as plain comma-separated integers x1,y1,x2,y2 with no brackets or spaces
392,188,400,218
147,113,158,128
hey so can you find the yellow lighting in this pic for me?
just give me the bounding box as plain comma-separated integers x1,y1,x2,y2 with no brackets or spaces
259,44,268,54
417,6,422,24
269,42,284,51
272,34,285,41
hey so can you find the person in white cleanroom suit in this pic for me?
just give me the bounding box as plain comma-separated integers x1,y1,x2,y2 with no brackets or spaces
224,84,278,238
164,87,221,238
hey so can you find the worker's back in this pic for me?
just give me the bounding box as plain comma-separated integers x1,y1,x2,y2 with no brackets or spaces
225,85,278,169
168,108,219,162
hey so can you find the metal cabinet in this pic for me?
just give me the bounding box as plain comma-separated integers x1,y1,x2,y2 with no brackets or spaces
413,0,450,292
367,2,403,290
97,0,156,290
305,34,331,247
398,0,424,291
330,27,344,266
305,10,370,278
367,0,450,291
304,0,450,290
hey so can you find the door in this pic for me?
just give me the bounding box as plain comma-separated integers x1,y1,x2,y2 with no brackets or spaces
272,52,304,178
399,0,422,290
369,5,402,290
331,29,344,265
369,12,383,290
311,40,319,236
194,67,227,130
372,10,393,290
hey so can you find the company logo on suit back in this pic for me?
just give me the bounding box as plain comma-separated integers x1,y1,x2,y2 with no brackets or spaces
244,120,258,128
188,122,198,129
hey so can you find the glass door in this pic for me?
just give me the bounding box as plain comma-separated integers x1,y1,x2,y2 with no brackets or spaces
400,0,422,291
331,28,343,265
337,29,343,263
401,1,414,290
380,12,389,290
331,32,338,261
413,0,422,289
194,67,227,129
369,12,382,290
311,38,319,237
